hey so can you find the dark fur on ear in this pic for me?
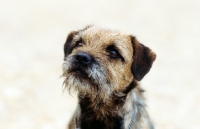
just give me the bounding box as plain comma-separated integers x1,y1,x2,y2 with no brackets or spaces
131,36,156,81
64,31,78,58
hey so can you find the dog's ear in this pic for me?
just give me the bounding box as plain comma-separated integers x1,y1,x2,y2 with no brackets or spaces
64,31,77,58
131,36,156,81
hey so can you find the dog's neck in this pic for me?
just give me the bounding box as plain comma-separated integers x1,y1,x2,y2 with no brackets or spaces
78,94,125,129
77,81,138,129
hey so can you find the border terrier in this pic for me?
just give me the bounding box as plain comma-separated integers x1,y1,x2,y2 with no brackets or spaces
62,25,156,129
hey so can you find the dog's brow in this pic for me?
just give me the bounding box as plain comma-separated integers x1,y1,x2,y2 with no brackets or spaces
73,34,83,42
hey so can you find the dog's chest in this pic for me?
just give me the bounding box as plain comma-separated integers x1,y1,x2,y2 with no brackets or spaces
80,114,124,129
79,96,125,129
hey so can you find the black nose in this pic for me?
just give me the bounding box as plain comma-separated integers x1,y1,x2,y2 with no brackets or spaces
75,52,93,65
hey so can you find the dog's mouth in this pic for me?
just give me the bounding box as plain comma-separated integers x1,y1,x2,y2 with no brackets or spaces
68,67,89,79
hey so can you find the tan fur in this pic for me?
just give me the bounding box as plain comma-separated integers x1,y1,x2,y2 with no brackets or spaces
62,26,156,129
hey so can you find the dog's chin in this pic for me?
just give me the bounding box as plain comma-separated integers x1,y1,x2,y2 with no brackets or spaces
65,68,93,87
63,69,113,100
63,69,96,97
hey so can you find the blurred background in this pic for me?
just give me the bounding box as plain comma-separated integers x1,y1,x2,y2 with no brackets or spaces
0,0,200,129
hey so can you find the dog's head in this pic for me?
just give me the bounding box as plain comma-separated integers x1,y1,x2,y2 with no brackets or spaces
62,26,156,97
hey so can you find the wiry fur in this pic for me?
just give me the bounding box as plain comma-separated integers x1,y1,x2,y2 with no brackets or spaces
63,54,111,100
62,26,156,129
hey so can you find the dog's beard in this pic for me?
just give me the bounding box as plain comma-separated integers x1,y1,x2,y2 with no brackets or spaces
62,56,112,100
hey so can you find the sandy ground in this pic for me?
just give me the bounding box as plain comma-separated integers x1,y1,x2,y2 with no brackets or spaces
0,0,200,129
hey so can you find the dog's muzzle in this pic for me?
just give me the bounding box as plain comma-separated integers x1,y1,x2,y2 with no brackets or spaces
68,52,94,77
64,52,109,92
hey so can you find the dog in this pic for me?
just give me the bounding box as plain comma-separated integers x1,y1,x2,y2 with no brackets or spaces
62,25,156,129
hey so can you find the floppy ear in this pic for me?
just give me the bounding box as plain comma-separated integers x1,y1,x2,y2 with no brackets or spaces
131,36,156,81
64,31,77,58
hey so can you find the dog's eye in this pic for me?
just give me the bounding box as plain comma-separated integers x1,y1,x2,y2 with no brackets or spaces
74,39,83,48
107,50,118,58
106,48,120,59
106,45,125,61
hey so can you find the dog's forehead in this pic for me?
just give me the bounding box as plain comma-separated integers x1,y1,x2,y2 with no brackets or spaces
81,27,129,43
79,27,134,59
